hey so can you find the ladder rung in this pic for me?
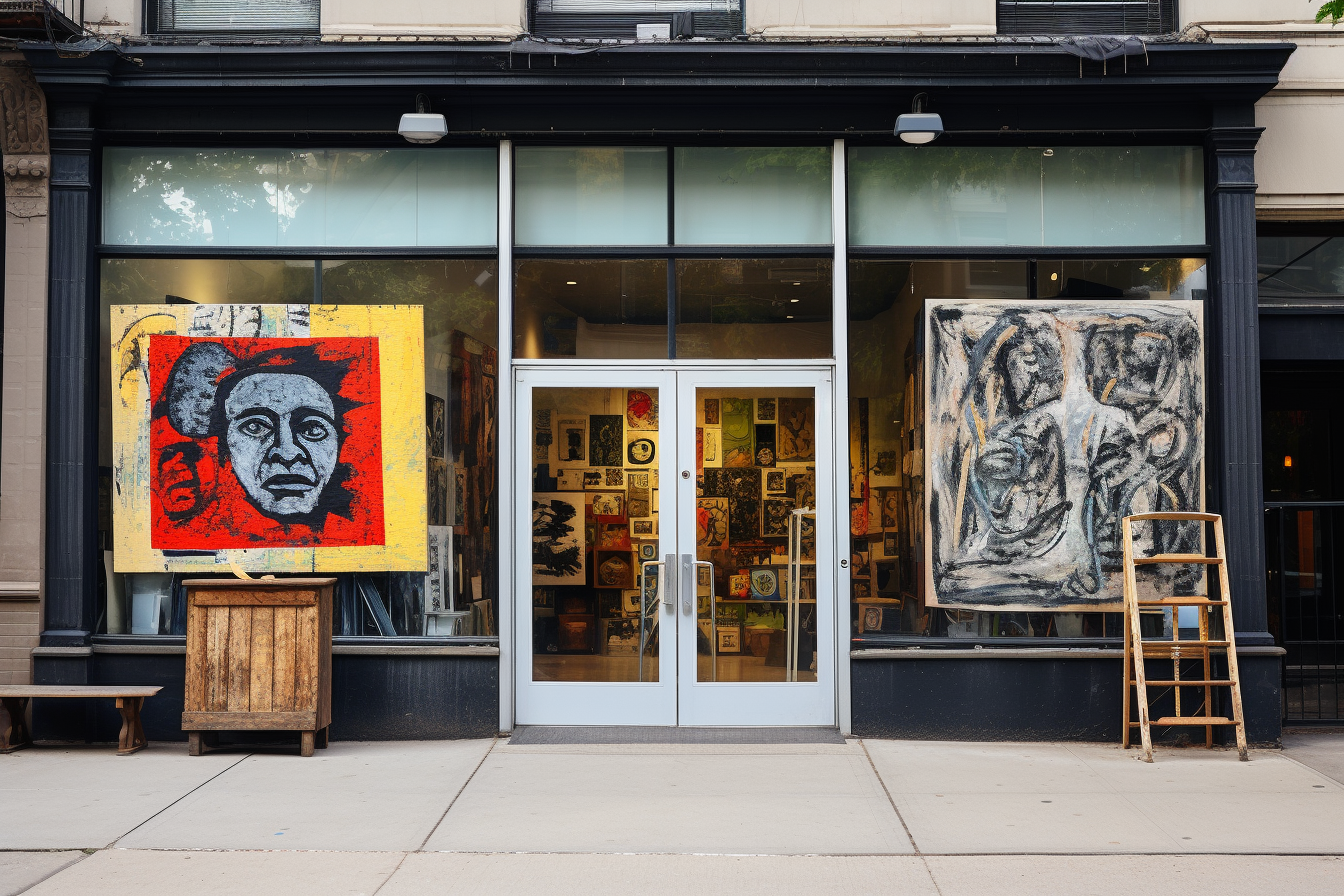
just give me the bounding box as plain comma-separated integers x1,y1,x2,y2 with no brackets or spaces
1136,599,1228,607
1132,554,1223,565
1149,717,1237,726
1141,640,1231,650
1126,512,1221,522
1131,680,1235,687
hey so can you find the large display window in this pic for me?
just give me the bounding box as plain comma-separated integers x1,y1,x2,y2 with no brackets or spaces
847,257,1208,641
97,256,499,638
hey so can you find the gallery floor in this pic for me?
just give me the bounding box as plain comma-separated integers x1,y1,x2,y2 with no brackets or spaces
531,654,818,683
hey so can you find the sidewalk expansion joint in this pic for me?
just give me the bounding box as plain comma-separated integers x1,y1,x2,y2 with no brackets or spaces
415,735,499,852
106,752,253,849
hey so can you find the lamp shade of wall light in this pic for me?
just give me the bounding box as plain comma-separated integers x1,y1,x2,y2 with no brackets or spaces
894,112,944,145
398,112,447,144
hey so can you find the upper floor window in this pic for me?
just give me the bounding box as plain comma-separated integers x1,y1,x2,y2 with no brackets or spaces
151,0,320,34
997,0,1176,35
529,1,743,40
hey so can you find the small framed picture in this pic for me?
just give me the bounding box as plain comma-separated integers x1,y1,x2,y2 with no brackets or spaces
717,625,741,654
631,518,656,537
638,542,658,561
622,590,641,615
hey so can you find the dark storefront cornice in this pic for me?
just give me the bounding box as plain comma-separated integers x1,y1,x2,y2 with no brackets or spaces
19,38,1295,139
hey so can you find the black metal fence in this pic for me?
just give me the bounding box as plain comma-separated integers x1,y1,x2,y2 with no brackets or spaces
1266,503,1344,722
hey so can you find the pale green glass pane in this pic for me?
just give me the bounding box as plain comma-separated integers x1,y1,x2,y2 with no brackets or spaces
674,147,832,245
1042,147,1205,247
847,147,1042,247
105,148,499,247
102,148,281,246
514,147,668,246
416,148,498,246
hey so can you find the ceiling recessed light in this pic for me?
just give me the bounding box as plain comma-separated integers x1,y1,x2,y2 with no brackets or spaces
566,281,577,286
792,281,802,286
786,315,794,319
1050,273,1058,281
790,298,799,303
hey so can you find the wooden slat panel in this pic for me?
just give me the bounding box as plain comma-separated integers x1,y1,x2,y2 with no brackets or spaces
294,605,317,713
191,591,317,607
249,606,275,714
226,607,252,713
182,710,317,730
184,604,209,712
272,607,297,712
206,606,231,712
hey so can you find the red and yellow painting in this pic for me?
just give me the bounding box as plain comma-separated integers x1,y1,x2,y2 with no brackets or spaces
112,304,425,573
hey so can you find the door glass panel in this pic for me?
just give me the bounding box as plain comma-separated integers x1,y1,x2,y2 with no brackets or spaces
531,386,661,682
694,387,817,683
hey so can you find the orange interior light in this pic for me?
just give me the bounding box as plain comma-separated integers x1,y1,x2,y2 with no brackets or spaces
1284,456,1293,468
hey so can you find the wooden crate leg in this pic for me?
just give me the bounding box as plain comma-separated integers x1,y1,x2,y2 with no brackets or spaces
188,732,202,757
300,730,316,757
1,696,32,753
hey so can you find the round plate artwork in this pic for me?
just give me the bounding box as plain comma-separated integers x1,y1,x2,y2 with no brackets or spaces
628,438,655,465
750,568,779,599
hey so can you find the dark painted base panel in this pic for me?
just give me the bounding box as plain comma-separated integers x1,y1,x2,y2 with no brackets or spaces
32,652,499,744
851,654,1283,746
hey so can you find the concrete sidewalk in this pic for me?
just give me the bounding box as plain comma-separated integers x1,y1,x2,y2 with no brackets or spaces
2,732,1343,894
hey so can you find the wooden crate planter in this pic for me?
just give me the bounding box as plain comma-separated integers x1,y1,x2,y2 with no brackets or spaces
182,577,335,756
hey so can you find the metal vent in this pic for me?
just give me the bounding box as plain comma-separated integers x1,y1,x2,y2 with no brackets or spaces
156,0,320,32
997,0,1176,35
530,1,743,39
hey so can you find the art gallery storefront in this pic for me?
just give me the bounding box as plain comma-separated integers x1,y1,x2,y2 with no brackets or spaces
24,39,1293,744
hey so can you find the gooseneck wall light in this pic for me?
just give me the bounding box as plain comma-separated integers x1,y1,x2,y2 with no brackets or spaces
398,94,448,144
894,93,944,145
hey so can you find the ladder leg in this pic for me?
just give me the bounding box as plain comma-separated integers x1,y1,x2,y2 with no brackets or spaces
1123,609,1132,749
1214,517,1249,761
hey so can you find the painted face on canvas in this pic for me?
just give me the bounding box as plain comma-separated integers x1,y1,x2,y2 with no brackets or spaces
224,372,340,517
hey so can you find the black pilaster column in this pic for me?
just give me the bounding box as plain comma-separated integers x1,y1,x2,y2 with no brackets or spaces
41,105,98,648
1206,123,1269,642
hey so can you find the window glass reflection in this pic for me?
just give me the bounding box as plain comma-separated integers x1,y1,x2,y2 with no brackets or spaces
514,259,669,359
675,259,832,359
1258,235,1344,301
1038,258,1206,300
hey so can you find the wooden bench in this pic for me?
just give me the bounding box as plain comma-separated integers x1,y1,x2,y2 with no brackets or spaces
0,686,163,756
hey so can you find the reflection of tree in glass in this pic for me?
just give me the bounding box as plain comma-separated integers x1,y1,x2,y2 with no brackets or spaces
533,499,581,577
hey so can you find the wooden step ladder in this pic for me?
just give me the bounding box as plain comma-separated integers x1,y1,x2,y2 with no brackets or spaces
1121,512,1247,763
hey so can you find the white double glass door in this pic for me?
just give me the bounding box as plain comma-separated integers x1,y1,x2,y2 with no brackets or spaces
514,366,835,726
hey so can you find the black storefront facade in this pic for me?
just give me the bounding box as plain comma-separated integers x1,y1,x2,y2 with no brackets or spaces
22,38,1295,745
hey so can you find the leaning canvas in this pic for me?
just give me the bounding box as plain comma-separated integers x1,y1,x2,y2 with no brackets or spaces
924,299,1204,611
111,303,427,573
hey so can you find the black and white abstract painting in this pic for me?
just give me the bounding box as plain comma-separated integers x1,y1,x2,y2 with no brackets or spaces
532,492,587,586
925,300,1204,610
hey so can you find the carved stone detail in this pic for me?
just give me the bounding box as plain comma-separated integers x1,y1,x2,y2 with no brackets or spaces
0,61,49,155
0,61,49,217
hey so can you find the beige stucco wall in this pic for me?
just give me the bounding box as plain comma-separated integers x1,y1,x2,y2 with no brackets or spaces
1187,13,1344,220
0,56,48,684
322,0,524,37
746,0,995,36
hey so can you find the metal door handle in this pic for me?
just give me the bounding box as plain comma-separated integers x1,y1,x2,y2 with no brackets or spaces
696,560,717,681
680,554,695,615
662,554,678,611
